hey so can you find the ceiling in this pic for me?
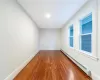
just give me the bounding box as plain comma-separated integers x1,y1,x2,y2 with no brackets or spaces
18,0,88,28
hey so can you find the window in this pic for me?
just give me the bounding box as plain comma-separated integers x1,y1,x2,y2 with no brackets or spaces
69,25,74,47
80,13,92,53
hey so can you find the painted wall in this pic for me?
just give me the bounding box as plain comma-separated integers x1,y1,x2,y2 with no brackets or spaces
61,0,100,79
0,0,39,80
40,29,61,50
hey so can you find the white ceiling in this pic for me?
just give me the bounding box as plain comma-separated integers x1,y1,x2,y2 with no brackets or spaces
18,0,88,28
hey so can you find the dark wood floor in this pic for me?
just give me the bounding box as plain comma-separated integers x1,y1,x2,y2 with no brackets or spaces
14,50,91,80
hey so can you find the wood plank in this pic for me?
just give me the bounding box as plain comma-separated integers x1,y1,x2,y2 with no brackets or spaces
14,50,91,80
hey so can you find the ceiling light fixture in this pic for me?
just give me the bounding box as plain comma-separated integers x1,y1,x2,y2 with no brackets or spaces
45,13,51,19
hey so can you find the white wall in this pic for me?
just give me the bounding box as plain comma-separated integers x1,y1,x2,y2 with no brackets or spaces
0,0,39,80
61,0,100,79
40,29,61,50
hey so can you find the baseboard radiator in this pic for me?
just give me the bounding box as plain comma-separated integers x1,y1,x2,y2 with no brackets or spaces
61,49,91,77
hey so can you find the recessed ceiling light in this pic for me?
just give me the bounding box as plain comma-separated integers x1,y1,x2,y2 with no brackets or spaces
45,13,51,19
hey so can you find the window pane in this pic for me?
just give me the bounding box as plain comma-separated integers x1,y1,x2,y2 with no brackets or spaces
70,37,73,47
81,14,92,25
70,26,73,36
81,34,91,53
82,21,92,34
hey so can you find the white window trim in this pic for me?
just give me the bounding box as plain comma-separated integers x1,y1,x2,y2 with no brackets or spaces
79,13,92,54
76,12,99,61
80,33,92,36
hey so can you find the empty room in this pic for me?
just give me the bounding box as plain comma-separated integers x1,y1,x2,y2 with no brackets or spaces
0,0,100,80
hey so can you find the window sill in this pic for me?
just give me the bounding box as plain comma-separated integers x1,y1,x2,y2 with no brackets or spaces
69,48,99,61
69,46,74,49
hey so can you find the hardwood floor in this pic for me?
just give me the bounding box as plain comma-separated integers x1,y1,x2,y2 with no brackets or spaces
14,50,91,80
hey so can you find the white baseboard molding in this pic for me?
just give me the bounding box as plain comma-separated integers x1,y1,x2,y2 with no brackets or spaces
91,72,100,80
61,49,100,80
61,49,91,76
4,50,39,80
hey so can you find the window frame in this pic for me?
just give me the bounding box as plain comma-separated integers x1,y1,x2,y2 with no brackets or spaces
79,13,92,54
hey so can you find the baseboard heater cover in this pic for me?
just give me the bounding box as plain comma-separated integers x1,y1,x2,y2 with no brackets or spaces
61,49,91,77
